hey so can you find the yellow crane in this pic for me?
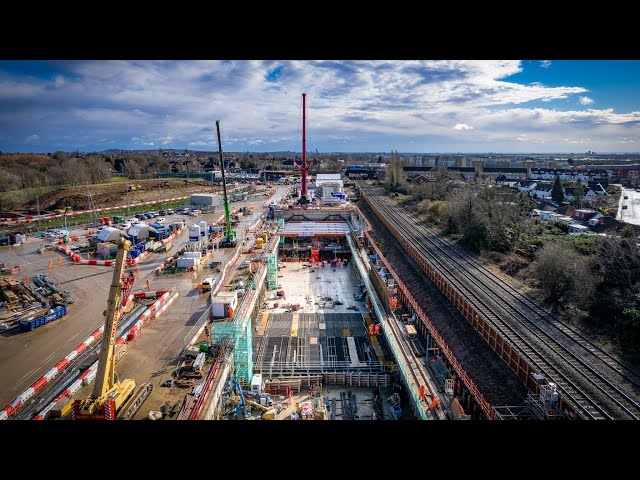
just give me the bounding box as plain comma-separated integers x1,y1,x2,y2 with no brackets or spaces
72,240,136,420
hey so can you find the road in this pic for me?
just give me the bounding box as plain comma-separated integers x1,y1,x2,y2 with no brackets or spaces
0,186,288,411
617,187,640,225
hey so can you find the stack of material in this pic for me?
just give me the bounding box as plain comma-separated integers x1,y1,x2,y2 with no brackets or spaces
2,289,18,304
1,278,20,293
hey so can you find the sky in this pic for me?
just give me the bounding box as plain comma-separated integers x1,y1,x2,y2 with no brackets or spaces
1,60,640,154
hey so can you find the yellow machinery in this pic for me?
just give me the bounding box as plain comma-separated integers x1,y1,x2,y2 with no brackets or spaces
72,240,136,420
255,237,264,249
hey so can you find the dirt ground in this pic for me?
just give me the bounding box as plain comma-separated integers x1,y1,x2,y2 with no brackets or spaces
10,178,220,214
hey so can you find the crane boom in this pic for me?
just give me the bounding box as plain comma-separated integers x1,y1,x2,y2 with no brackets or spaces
92,239,130,398
73,239,136,419
217,120,232,239
216,120,237,248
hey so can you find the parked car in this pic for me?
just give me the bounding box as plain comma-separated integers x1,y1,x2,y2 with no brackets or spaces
624,195,629,199
623,205,628,210
166,209,175,215
158,210,167,216
149,211,159,217
189,209,202,216
120,221,132,230
156,217,166,224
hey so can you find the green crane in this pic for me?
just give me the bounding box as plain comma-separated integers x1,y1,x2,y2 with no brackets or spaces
216,120,237,248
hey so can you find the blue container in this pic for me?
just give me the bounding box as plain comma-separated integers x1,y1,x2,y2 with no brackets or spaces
19,305,67,331
129,249,140,259
0,237,9,246
136,242,145,252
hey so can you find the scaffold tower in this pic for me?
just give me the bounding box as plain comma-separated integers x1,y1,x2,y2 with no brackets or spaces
210,317,253,385
267,253,278,290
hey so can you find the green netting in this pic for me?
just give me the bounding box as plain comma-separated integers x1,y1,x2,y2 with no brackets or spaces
267,253,278,290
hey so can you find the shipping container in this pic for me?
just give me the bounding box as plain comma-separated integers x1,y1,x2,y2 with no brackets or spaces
176,257,200,268
19,305,67,332
190,193,222,206
210,291,238,318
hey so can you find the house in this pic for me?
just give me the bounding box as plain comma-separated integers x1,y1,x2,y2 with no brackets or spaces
557,205,576,218
588,183,608,196
564,186,596,202
530,183,553,200
572,209,599,222
589,215,620,233
411,174,433,185
496,175,521,188
536,199,559,212
568,224,592,235
517,180,538,192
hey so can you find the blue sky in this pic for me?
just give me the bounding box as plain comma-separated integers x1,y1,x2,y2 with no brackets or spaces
1,60,639,154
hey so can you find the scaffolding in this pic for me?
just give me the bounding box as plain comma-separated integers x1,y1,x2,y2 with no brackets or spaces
210,312,253,384
267,253,278,290
278,218,285,246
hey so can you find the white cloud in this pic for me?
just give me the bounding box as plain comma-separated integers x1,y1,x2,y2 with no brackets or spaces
0,60,638,153
25,134,39,142
540,60,552,69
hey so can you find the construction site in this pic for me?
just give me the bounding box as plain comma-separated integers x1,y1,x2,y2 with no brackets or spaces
3,93,640,422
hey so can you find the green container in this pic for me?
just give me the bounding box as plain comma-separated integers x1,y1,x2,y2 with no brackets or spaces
199,342,210,352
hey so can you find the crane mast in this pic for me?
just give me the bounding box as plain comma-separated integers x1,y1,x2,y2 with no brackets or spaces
92,240,130,398
73,240,136,419
216,120,237,248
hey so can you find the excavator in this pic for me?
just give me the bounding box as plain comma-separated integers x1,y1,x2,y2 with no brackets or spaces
216,120,237,249
72,240,136,420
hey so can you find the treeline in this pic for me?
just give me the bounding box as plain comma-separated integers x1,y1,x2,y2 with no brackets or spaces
382,164,640,344
0,151,172,192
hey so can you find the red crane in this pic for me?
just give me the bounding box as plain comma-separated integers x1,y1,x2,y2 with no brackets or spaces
294,93,315,205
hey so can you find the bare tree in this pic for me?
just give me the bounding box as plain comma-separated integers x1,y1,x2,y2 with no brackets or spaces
384,150,406,193
530,241,596,309
123,158,142,179
62,157,88,186
596,235,640,292
84,155,111,184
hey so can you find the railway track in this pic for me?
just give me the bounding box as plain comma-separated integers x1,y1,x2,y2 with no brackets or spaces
359,183,640,420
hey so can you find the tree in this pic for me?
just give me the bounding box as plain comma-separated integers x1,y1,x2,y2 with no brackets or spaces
573,183,585,207
530,241,596,309
85,155,111,184
123,158,142,179
551,175,564,203
384,150,406,193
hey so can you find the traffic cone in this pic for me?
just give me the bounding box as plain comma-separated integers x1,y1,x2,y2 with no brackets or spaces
86,253,91,260
48,260,53,269
146,279,151,290
57,256,63,265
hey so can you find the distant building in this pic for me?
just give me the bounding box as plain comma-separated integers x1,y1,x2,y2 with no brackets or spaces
530,168,608,183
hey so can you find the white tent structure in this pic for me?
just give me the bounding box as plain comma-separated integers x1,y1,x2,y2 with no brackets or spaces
128,224,157,241
96,227,126,242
